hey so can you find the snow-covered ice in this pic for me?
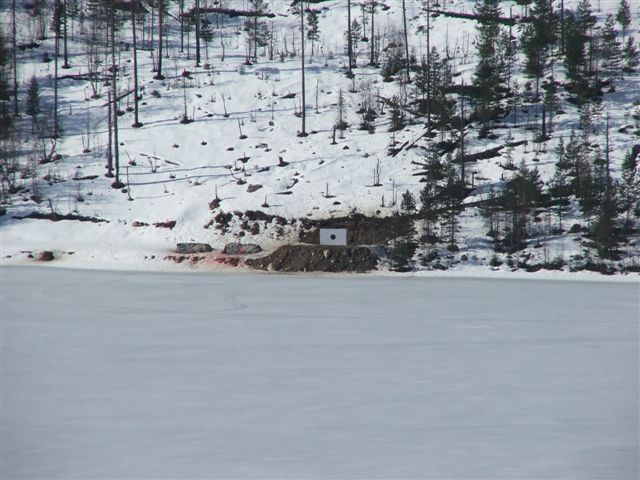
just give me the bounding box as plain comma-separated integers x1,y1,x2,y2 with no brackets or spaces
1,267,638,479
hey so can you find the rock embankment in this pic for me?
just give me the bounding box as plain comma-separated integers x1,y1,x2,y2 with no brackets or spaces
246,245,378,273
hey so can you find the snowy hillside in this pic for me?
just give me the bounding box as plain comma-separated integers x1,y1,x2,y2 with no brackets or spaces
1,0,640,275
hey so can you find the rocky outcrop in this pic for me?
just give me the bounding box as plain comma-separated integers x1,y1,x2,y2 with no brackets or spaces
223,243,262,255
38,251,55,261
175,243,213,254
246,245,378,273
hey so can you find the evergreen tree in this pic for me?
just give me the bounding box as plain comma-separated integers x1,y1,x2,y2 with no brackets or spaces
400,189,416,213
420,145,445,243
549,141,572,232
244,0,269,62
472,0,505,125
619,147,640,226
564,129,591,198
499,29,516,88
429,47,452,123
0,33,11,137
344,19,362,67
412,47,451,123
590,145,618,257
563,11,588,86
564,0,596,93
616,0,631,42
440,155,463,250
600,14,623,89
335,88,347,132
25,75,40,133
499,162,543,252
388,95,405,132
542,77,560,135
623,36,640,72
520,0,557,97
307,9,320,58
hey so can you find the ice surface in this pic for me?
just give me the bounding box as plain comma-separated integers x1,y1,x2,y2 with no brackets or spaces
1,267,638,479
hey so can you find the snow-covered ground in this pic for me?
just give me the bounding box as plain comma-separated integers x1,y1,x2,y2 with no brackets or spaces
2,267,638,479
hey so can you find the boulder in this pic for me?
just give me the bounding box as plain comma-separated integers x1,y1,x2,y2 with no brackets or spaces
176,243,213,254
38,251,55,261
223,243,263,255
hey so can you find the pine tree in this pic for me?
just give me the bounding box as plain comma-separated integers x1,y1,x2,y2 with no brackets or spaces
335,88,347,133
429,47,452,123
616,0,631,42
619,147,640,226
563,11,588,86
420,145,445,243
472,0,505,125
564,0,596,93
25,75,40,133
520,0,556,97
542,77,560,135
400,189,416,213
590,146,618,257
499,29,516,88
344,19,361,67
499,162,543,252
307,10,320,59
549,142,572,232
564,129,590,198
600,14,623,89
440,155,463,250
623,36,640,72
0,33,12,137
244,0,269,62
388,98,405,132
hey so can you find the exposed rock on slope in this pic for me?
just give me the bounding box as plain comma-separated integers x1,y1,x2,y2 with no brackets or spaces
246,245,378,273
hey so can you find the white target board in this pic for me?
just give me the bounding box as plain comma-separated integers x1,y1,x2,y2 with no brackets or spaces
319,228,347,246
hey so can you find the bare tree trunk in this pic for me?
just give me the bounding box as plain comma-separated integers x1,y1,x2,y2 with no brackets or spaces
195,0,201,66
347,0,352,72
426,0,431,128
11,0,18,116
62,0,70,68
132,3,142,127
53,20,59,137
253,15,258,62
106,91,113,176
369,0,375,65
179,0,184,52
110,0,122,187
154,0,165,79
402,0,410,82
300,1,307,136
459,82,466,188
605,112,611,193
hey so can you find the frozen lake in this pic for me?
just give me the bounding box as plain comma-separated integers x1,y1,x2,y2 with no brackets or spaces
1,267,638,479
